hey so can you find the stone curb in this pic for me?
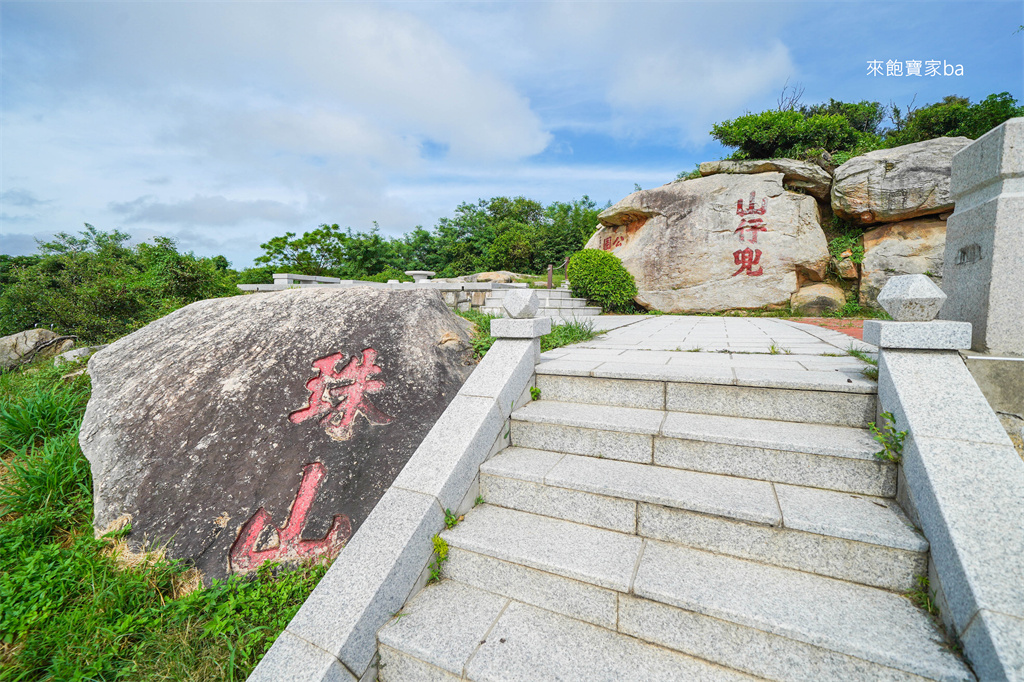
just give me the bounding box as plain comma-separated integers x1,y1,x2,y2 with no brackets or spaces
248,335,539,682
879,345,1024,679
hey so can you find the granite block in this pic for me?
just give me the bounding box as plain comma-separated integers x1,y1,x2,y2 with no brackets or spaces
377,580,507,676
512,400,665,434
466,600,752,682
733,367,876,393
775,484,927,552
285,487,443,674
544,454,781,526
491,316,551,338
876,274,947,322
661,411,878,459
666,382,875,428
863,320,972,350
592,361,736,386
618,595,922,682
248,631,355,682
959,609,1024,682
377,646,462,682
444,546,619,628
535,374,664,410
457,338,536,415
535,359,604,376
510,420,653,463
637,503,925,593
632,541,973,681
480,473,636,533
391,395,505,512
441,505,642,592
900,436,1024,630
653,437,895,497
479,447,563,483
501,288,539,318
878,349,1012,445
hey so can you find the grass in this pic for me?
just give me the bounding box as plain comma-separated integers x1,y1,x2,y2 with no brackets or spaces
513,273,566,289
0,360,328,681
457,309,602,358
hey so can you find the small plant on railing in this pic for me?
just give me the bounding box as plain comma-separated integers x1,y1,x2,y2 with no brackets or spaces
427,534,449,583
869,411,907,463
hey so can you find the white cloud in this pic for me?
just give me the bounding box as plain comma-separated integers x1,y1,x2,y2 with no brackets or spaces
108,195,308,226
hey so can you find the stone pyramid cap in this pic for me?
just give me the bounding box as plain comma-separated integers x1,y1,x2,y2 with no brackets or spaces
877,274,947,321
502,289,539,319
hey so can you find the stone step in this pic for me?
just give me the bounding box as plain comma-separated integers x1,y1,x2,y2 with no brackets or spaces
437,506,971,682
510,401,895,495
378,580,756,681
480,448,926,591
535,364,876,427
486,288,574,300
485,296,588,308
478,306,601,319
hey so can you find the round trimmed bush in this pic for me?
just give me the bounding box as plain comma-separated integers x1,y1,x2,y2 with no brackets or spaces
567,249,638,312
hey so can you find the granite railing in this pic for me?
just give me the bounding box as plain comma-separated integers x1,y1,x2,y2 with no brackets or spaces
247,290,550,682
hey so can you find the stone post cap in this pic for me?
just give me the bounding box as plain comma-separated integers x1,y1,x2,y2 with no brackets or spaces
491,317,552,339
404,270,435,283
502,289,540,319
877,274,946,321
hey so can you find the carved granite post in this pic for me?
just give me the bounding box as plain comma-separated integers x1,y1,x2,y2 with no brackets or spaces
867,275,1024,680
491,289,551,360
939,117,1024,355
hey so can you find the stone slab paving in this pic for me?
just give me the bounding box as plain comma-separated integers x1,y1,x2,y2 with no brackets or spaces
545,316,876,354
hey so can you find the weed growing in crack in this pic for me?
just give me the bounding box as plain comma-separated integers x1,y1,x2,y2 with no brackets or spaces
869,411,907,463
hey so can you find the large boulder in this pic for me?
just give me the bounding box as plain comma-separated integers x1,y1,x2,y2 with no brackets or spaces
587,173,829,313
859,218,946,308
80,287,476,581
0,329,75,370
831,137,972,224
699,158,833,200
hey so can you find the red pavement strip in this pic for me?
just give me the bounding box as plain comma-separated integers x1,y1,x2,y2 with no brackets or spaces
785,317,865,341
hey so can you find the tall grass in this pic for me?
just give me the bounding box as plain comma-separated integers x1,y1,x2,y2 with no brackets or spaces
0,361,327,681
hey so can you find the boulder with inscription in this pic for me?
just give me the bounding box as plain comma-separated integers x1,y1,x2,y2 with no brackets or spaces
80,287,476,581
859,218,946,308
585,174,829,313
831,137,971,224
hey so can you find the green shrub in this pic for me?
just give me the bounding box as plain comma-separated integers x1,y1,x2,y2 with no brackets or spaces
567,249,637,312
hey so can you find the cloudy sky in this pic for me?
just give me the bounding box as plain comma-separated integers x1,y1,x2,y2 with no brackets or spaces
2,1,1021,268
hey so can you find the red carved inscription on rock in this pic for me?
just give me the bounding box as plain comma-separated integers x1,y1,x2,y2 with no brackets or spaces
732,192,767,276
289,348,393,442
229,462,350,573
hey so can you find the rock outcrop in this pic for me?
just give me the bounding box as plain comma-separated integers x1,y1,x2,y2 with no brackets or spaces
80,287,476,581
859,218,946,307
699,158,833,200
831,137,971,224
587,173,829,313
791,283,847,315
0,329,75,370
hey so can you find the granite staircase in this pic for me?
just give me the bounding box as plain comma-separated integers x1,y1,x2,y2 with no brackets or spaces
377,358,973,681
479,288,600,320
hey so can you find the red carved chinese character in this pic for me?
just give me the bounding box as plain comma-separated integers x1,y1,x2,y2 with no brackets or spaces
736,191,767,216
229,462,350,573
290,349,393,442
732,248,763,276
734,217,767,243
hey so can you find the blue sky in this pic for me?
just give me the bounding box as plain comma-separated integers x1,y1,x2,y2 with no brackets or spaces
2,1,1021,268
